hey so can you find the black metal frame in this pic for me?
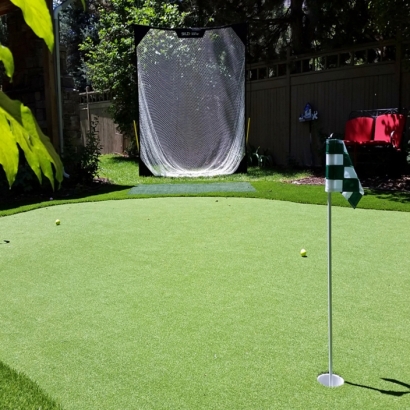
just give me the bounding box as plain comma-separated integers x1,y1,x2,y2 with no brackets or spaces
348,107,408,119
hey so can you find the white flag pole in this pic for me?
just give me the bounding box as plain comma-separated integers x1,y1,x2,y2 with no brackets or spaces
317,191,344,387
327,191,334,383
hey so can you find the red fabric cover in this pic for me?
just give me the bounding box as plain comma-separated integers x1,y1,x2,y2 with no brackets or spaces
344,117,374,144
371,114,406,148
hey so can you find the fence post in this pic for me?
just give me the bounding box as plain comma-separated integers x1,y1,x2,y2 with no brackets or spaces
286,46,292,161
86,86,91,133
395,37,403,111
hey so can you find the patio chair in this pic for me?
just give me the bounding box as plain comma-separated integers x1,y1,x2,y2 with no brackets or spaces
366,113,406,149
344,117,374,146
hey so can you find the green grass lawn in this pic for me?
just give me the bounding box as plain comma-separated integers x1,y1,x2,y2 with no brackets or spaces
1,154,410,217
97,154,313,185
0,156,409,409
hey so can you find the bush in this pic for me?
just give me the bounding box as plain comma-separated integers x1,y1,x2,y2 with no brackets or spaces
63,120,102,185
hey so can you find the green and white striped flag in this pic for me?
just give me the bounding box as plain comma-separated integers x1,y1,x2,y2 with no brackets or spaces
325,139,364,208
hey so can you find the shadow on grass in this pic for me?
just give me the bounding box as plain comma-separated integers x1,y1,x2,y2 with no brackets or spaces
105,155,139,163
367,190,410,204
345,378,410,396
0,183,133,212
233,166,319,183
0,361,62,408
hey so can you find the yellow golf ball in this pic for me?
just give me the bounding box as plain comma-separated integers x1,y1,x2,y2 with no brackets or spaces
300,249,307,257
55,219,61,225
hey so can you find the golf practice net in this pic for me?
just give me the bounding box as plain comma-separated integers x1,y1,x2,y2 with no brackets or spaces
134,24,246,177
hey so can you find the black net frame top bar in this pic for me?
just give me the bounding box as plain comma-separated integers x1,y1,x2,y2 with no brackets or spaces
349,107,409,119
134,23,247,48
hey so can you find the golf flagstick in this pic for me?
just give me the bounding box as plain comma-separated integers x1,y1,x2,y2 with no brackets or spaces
317,191,344,388
318,138,363,388
327,191,333,383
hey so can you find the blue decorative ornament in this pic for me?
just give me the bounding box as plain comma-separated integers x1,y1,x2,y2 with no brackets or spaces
299,102,318,122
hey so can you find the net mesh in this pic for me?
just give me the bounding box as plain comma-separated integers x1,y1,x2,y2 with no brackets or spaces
137,26,245,177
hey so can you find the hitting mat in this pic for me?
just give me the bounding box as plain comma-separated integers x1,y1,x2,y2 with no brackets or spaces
128,182,256,195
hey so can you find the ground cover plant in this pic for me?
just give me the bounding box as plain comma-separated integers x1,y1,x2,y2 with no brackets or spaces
0,198,409,409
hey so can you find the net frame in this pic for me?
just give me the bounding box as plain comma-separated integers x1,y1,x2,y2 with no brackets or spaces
134,24,247,177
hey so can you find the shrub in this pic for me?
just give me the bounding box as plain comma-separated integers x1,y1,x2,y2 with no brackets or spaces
63,120,102,185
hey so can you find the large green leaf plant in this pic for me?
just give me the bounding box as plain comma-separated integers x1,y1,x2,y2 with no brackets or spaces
0,0,82,190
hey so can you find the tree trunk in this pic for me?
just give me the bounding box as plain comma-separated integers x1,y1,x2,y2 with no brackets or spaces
290,0,306,54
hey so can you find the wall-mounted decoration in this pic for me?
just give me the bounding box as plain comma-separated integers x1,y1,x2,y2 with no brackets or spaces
299,102,318,122
298,103,318,166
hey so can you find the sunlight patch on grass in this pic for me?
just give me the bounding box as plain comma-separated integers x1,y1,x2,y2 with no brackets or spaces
98,154,313,185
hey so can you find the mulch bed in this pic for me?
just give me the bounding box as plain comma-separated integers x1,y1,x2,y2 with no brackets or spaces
291,173,410,192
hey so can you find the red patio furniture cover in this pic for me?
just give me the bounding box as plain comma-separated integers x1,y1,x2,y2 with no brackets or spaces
344,117,374,145
371,113,406,148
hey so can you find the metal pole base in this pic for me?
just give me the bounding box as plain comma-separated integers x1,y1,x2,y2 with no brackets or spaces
317,373,344,387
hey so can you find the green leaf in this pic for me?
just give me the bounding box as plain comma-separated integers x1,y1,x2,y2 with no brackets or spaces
0,116,19,187
0,91,63,189
0,45,14,80
10,0,54,52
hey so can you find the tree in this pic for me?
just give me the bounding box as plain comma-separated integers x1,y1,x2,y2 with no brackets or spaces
369,0,410,41
182,0,289,61
182,0,396,60
59,0,102,90
80,0,187,140
0,0,79,189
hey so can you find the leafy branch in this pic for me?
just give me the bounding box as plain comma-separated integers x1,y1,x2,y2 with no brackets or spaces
0,0,84,189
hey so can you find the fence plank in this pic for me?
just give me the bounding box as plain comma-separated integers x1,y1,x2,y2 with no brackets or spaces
79,97,124,154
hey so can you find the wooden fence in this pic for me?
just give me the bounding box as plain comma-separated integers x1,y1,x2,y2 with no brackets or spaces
79,40,410,166
79,90,124,154
247,39,410,166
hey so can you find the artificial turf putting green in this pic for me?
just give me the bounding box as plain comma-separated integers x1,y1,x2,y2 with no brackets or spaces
0,197,409,409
